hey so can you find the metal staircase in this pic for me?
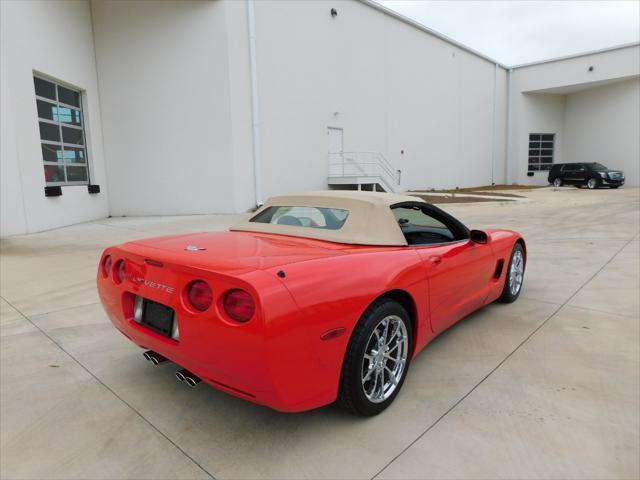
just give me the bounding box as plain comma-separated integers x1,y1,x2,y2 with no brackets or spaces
328,151,401,193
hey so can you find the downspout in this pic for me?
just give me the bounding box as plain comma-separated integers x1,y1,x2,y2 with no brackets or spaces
490,63,498,185
505,68,514,185
247,0,263,206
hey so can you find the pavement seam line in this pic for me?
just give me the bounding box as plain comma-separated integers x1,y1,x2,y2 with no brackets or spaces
523,297,638,319
371,231,639,480
561,303,639,319
21,301,101,319
0,294,216,480
94,221,162,233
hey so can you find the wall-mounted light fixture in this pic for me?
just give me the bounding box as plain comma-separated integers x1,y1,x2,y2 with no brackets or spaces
588,66,594,72
330,8,337,18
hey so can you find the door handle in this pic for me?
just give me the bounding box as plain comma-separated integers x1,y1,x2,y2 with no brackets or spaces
428,255,442,265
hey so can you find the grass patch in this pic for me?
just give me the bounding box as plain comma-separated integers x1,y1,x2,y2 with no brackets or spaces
409,194,514,204
411,184,544,193
448,191,524,198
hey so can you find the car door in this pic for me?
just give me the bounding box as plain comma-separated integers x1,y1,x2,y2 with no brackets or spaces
561,164,577,184
417,240,495,333
573,164,588,184
392,203,495,334
564,164,587,184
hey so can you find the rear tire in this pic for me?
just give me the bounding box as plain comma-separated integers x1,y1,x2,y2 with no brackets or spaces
498,243,525,304
587,178,599,189
552,177,563,187
338,299,413,416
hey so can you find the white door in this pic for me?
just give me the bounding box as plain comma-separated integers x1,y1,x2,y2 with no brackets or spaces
327,127,343,157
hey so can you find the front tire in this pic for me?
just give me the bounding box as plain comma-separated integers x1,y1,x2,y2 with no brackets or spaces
498,243,525,303
338,299,413,416
587,178,599,189
552,177,563,187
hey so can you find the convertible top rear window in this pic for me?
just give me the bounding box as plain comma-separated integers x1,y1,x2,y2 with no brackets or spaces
250,206,349,230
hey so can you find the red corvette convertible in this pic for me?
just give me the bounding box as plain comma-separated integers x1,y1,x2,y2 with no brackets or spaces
98,191,526,416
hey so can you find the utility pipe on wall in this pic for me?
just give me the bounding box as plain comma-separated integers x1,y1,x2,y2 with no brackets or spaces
505,68,514,185
490,63,498,185
247,0,263,206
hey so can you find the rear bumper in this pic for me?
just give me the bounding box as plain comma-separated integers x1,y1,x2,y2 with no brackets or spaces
110,316,266,403
97,249,339,413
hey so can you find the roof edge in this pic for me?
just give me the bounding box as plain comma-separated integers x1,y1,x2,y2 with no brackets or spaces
360,0,508,69
510,42,640,69
362,2,639,70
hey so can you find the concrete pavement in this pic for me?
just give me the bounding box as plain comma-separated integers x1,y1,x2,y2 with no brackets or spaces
1,187,638,479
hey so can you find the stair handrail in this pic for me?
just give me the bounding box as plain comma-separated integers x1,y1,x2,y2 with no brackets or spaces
328,151,401,192
341,151,400,186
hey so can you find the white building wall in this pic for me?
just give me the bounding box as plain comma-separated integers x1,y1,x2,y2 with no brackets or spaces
511,93,566,184
513,45,640,93
240,0,507,198
0,0,109,236
564,78,640,186
1,51,27,236
1,1,637,237
91,0,241,216
223,3,257,213
510,44,640,185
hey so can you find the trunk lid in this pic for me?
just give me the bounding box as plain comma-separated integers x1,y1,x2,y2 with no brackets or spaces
124,231,350,271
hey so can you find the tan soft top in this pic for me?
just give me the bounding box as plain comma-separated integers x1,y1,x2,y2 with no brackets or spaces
230,191,425,246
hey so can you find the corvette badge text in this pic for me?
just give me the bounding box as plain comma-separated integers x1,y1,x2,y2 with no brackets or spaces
129,276,175,294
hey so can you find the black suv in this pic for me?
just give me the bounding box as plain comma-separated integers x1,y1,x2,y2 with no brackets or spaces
548,163,625,189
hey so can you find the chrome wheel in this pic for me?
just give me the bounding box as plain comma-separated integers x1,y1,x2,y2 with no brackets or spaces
553,178,562,187
587,178,597,189
361,315,409,403
509,250,524,296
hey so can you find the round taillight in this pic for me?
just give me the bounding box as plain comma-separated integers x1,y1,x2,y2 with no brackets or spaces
187,281,213,312
223,289,255,322
114,260,126,284
102,255,112,278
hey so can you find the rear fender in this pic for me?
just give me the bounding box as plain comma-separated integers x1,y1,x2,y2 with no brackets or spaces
264,248,428,407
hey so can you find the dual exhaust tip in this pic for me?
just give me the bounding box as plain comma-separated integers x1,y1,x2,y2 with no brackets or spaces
143,350,167,366
143,350,201,387
175,369,202,387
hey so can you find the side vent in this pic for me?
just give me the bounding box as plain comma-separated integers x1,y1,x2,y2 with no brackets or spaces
493,259,505,279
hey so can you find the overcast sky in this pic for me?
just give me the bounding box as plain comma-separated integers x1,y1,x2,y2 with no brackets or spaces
375,0,640,66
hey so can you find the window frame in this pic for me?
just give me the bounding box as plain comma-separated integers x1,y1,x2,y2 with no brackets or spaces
528,133,555,172
391,202,470,247
249,205,350,230
34,74,90,186
562,163,585,173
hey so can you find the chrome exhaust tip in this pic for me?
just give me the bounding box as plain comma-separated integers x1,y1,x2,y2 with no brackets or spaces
185,375,201,388
143,350,167,365
175,369,201,387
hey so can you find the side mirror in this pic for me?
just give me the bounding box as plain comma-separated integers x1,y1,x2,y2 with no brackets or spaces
470,229,488,244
